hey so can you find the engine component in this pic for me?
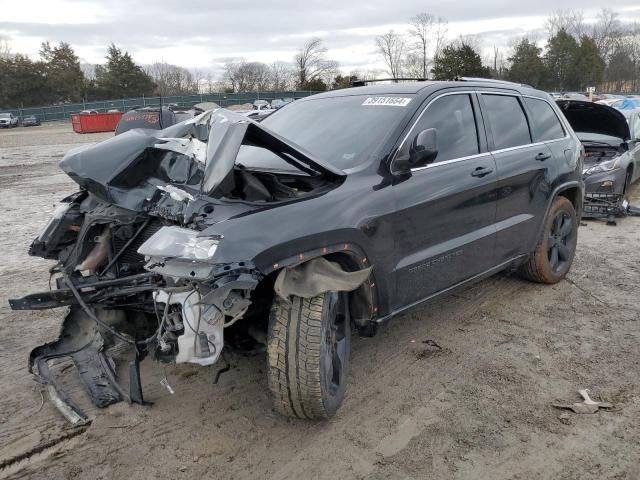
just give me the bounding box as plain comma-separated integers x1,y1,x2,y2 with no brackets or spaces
155,290,224,366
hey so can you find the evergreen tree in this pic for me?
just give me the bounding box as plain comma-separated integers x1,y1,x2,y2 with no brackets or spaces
94,44,155,98
39,42,84,103
331,75,357,89
574,36,605,90
0,54,48,108
432,43,491,80
544,29,579,91
507,39,547,89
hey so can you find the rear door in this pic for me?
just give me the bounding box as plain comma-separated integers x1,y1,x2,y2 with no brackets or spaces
478,91,556,263
392,90,498,309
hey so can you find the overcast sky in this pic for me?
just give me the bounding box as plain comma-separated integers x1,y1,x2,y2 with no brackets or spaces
2,0,640,77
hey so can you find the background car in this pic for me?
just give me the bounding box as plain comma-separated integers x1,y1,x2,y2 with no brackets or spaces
0,112,20,128
253,99,271,110
22,115,41,126
79,109,99,115
270,98,295,109
611,98,640,112
558,100,640,220
562,92,590,101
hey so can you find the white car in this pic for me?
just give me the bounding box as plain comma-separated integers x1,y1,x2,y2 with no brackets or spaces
0,112,19,128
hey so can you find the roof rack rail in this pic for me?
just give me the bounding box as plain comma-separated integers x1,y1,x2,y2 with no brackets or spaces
351,77,428,87
454,77,533,88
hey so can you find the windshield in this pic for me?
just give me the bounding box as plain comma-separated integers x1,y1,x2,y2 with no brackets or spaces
238,94,414,170
0,113,10,118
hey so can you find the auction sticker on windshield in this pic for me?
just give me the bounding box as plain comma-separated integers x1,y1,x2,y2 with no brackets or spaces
362,97,412,106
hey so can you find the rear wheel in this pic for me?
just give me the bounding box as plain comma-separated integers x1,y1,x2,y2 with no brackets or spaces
519,196,578,284
267,291,350,419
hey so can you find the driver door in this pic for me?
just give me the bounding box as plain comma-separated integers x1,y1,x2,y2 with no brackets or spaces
392,91,498,310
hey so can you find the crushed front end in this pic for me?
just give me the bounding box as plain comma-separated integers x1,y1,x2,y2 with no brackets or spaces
9,109,344,424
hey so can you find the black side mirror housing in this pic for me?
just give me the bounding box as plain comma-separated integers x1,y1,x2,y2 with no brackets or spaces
395,128,439,172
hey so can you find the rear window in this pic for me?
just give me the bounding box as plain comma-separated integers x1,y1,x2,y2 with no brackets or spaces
482,94,531,150
524,97,565,141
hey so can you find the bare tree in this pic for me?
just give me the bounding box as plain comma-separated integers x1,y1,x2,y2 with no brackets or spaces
294,38,338,88
591,8,621,62
375,30,406,80
0,35,11,59
546,10,585,37
408,13,435,79
80,63,96,80
403,52,424,79
146,61,198,95
225,59,271,92
433,18,449,63
269,61,295,90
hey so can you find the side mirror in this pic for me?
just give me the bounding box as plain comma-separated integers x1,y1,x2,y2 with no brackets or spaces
395,128,439,172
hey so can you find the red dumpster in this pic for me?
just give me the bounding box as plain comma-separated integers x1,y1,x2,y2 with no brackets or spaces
71,112,124,134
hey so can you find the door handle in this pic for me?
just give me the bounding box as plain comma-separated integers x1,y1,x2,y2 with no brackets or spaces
471,166,493,177
535,152,551,161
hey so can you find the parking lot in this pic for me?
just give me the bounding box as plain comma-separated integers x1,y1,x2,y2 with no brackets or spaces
1,123,639,480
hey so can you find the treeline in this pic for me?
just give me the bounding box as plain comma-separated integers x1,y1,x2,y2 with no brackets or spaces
0,43,159,109
2,8,639,109
374,9,640,92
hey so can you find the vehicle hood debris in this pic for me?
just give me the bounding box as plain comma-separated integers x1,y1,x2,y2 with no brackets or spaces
557,100,630,142
60,109,345,211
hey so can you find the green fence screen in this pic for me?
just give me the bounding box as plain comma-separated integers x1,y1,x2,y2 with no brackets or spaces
0,91,321,122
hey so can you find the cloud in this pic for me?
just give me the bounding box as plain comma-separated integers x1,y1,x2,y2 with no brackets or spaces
1,0,639,76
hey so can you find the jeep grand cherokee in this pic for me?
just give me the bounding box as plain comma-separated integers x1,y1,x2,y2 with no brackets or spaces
9,79,584,423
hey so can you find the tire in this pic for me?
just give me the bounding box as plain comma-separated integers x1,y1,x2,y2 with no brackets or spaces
267,291,350,419
519,196,578,284
623,169,633,201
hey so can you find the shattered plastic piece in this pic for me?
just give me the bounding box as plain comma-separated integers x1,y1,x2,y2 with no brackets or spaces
553,389,613,414
157,185,195,202
160,378,175,395
154,136,207,164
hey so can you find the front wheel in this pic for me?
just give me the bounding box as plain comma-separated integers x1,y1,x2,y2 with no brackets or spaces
267,291,350,419
519,196,578,284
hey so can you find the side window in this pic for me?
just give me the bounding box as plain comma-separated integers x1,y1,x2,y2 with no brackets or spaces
524,97,565,141
482,94,531,150
412,94,479,162
634,114,640,140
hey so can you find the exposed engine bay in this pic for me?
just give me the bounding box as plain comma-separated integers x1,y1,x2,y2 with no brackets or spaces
8,110,370,425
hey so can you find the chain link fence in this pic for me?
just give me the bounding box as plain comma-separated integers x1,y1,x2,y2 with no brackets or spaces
0,91,321,123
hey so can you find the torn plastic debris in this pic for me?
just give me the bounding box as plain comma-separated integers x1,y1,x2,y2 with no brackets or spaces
553,389,613,414
154,136,207,164
156,185,195,203
274,257,372,301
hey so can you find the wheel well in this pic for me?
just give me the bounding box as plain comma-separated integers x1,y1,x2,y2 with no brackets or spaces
558,187,581,211
254,251,376,335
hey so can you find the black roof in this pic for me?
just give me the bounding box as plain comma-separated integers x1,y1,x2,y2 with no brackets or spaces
302,79,542,101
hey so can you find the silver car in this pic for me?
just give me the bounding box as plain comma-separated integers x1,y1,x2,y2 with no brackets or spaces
0,112,19,128
557,101,640,219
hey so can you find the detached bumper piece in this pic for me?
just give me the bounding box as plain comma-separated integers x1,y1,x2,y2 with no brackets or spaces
582,193,624,219
28,307,134,426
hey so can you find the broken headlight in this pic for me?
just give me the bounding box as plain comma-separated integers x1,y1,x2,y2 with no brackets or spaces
137,226,218,261
584,158,620,175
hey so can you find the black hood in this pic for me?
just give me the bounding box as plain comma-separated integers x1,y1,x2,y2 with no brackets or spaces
556,100,630,141
59,110,345,211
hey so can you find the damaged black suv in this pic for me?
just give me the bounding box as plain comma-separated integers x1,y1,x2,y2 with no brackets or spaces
10,79,584,423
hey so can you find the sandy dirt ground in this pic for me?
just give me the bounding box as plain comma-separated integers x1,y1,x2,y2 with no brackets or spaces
0,123,639,480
